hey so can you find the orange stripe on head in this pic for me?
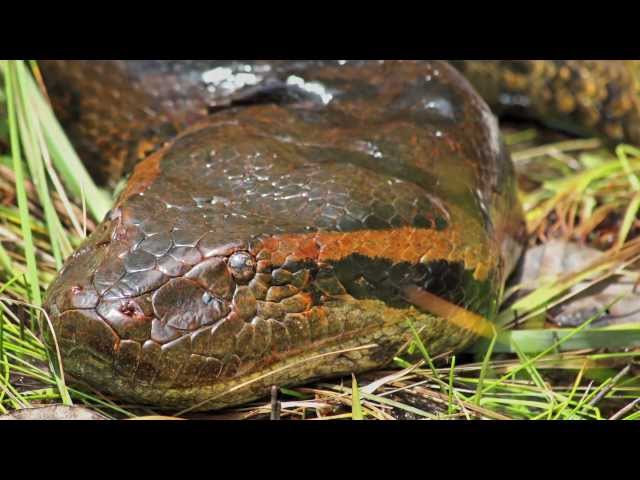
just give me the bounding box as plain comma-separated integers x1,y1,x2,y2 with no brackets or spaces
252,226,497,281
117,144,167,204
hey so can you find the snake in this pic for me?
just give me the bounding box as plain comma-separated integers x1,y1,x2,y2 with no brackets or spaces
40,60,640,410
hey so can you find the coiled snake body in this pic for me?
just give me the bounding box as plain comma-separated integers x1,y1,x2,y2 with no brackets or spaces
41,60,640,410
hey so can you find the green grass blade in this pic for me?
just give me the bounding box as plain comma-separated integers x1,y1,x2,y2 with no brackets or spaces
18,61,111,222
474,326,640,354
3,61,41,306
616,191,640,249
351,374,363,420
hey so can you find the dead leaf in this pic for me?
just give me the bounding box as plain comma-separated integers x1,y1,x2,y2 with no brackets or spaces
0,405,107,420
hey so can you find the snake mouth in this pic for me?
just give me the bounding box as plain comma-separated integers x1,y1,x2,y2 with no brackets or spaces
47,293,482,411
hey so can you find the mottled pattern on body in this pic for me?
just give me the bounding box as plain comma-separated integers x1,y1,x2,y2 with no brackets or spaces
454,60,640,144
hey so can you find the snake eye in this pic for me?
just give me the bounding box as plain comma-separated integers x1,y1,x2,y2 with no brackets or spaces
228,251,256,283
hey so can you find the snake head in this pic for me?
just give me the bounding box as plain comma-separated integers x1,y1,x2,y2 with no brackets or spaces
43,203,269,400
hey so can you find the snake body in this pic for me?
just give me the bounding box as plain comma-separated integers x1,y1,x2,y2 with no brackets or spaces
41,60,640,410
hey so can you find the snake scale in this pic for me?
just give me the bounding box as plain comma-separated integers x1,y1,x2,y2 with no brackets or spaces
40,60,640,410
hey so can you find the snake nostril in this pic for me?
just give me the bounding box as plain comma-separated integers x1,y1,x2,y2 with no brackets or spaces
228,251,256,283
119,300,140,318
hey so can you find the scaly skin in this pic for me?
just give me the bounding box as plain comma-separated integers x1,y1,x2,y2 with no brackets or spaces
41,60,638,410
40,60,640,187
452,60,640,144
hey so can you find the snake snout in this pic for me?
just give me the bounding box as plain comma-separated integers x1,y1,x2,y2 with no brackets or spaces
43,240,262,393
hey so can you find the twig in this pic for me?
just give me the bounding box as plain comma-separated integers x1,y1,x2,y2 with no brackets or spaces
587,364,631,407
609,396,640,420
270,385,281,420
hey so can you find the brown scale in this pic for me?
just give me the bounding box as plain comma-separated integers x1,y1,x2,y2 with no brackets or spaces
40,60,639,410
40,60,640,187
40,60,211,186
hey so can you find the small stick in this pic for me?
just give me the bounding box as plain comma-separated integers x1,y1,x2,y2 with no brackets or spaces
587,364,631,407
270,385,281,420
609,397,640,420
